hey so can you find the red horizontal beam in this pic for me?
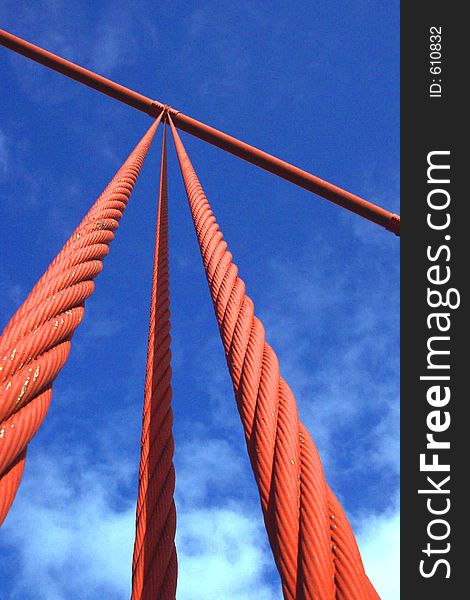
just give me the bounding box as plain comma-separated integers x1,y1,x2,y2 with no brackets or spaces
0,27,400,235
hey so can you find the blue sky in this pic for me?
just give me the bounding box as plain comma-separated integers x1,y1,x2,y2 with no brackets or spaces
0,1,399,598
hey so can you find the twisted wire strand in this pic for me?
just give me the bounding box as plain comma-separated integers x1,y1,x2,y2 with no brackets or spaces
0,117,161,525
168,117,379,600
131,122,177,600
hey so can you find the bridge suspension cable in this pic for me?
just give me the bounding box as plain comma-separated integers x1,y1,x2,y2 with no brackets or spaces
168,115,379,600
0,117,161,525
131,122,178,600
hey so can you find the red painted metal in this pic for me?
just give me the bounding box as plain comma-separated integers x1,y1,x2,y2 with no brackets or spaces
0,28,400,235
0,117,161,526
0,28,164,116
169,114,380,599
173,112,400,234
131,123,177,600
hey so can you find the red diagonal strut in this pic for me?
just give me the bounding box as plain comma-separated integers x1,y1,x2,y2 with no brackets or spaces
0,28,400,235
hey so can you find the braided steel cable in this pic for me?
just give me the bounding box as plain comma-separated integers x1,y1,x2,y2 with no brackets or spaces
131,122,177,600
169,117,379,600
0,117,161,526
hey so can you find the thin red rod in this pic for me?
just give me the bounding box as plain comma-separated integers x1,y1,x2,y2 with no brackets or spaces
0,28,164,115
0,27,400,235
173,112,400,234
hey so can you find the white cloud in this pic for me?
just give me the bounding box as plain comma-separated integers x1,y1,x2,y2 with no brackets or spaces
174,434,281,598
1,450,136,600
1,436,398,600
175,436,245,506
177,508,279,600
357,500,400,600
256,253,399,480
1,430,280,600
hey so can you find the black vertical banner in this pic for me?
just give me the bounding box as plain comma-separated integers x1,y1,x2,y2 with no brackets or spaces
401,4,464,598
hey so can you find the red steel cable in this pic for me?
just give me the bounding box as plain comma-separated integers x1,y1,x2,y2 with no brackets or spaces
168,116,380,600
0,117,161,526
131,123,177,600
0,28,399,235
